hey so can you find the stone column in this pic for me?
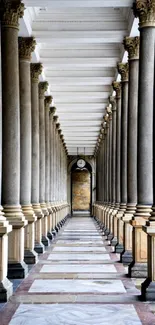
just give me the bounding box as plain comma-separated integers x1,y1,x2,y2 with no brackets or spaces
130,0,154,285
1,0,28,279
103,124,107,228
115,63,129,254
111,82,121,246
38,82,49,246
31,63,44,254
121,36,140,265
45,96,53,240
18,37,38,265
49,107,56,235
108,97,117,240
0,22,12,301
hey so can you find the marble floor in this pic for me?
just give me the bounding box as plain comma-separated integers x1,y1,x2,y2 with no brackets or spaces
0,216,155,325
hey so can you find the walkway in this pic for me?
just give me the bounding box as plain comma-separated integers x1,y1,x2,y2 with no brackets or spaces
0,217,155,325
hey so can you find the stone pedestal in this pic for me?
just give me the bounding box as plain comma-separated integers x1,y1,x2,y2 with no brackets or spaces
0,214,12,301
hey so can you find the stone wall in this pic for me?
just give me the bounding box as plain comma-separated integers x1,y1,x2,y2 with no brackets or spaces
72,170,91,211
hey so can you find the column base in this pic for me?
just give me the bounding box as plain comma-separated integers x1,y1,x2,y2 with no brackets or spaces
0,277,13,302
7,261,28,279
107,233,113,241
34,242,45,254
111,236,118,246
104,228,110,236
115,243,124,253
47,231,54,240
128,262,147,278
141,278,155,301
52,229,57,236
121,250,133,265
42,235,50,246
24,249,38,265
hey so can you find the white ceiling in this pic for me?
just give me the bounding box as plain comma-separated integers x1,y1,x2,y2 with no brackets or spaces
19,0,139,156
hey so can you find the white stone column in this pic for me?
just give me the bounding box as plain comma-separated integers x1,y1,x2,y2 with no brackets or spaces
0,22,12,301
31,63,44,254
111,82,121,247
1,1,28,279
18,37,38,265
45,97,53,240
129,0,154,280
115,63,129,254
39,82,49,247
121,36,139,265
49,107,56,235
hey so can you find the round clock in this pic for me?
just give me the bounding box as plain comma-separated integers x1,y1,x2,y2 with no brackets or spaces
77,159,86,168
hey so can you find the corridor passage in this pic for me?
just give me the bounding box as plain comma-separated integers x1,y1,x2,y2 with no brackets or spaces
0,217,155,325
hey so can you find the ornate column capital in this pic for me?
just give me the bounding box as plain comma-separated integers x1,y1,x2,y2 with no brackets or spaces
56,123,60,130
112,81,121,99
117,62,129,82
39,81,48,99
123,36,140,60
109,96,116,111
133,0,155,28
18,37,36,61
50,106,56,117
31,63,43,83
0,0,24,29
53,115,58,124
45,96,52,109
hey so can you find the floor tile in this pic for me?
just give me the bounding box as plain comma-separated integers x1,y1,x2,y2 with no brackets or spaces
9,304,142,325
29,279,126,293
47,253,110,260
40,264,117,273
52,246,106,252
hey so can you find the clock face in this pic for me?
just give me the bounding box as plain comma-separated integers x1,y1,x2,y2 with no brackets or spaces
77,159,86,168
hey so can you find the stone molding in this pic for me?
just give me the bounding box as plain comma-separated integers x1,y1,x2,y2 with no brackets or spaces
56,123,60,130
133,0,155,28
112,81,121,99
18,37,36,60
31,63,43,83
123,36,140,60
39,81,48,99
1,0,24,29
117,62,129,82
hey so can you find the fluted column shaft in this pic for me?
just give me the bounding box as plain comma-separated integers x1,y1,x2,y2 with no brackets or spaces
111,82,121,246
31,63,44,254
122,36,139,265
133,0,155,295
19,37,37,264
1,1,27,279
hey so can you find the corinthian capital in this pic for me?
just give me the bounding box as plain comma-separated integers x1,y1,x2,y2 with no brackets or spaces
117,62,129,82
109,96,116,111
31,63,43,82
112,81,121,99
39,82,49,98
133,0,155,27
0,0,24,29
18,37,36,60
50,106,56,116
123,36,140,60
45,96,52,109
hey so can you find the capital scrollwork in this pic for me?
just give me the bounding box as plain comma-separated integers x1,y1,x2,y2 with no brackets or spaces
109,96,116,111
39,81,48,98
117,62,129,82
112,81,121,99
31,63,43,83
123,36,140,60
50,106,56,117
1,0,24,29
133,0,155,28
18,37,36,60
45,96,52,108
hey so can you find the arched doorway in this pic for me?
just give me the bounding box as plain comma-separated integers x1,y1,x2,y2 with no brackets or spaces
71,161,92,215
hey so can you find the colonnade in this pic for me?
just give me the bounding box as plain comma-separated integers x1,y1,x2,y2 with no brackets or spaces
94,1,155,301
0,1,70,301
